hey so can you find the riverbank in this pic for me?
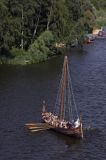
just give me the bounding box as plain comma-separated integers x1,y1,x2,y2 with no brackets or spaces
0,49,62,65
0,29,105,65
0,31,63,65
0,43,96,65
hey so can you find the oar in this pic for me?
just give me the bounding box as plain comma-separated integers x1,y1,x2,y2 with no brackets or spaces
30,127,51,132
25,123,53,129
25,123,44,126
30,129,45,132
25,123,49,128
25,122,55,133
28,126,45,129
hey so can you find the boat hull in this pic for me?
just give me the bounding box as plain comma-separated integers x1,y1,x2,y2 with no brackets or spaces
52,126,82,138
42,119,83,138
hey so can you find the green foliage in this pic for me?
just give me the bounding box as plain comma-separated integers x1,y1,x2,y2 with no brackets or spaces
11,47,30,58
29,30,56,63
48,0,70,42
96,20,106,28
66,0,96,45
0,0,99,64
91,0,106,27
91,0,106,10
95,9,106,27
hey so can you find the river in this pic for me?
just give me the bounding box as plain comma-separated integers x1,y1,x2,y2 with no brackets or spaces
0,39,106,160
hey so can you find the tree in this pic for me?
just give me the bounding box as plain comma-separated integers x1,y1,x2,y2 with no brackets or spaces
0,0,97,63
29,30,56,63
66,0,95,45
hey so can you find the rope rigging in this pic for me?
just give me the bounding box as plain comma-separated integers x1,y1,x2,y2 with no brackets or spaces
54,57,79,122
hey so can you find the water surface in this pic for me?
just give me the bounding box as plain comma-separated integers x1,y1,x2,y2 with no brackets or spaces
0,39,106,160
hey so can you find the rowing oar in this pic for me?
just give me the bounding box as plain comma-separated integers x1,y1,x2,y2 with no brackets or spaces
25,123,45,126
30,127,52,132
27,126,45,130
28,126,52,130
25,122,54,132
25,123,50,128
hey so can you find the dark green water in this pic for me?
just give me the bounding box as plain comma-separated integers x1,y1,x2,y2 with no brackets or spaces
0,39,106,160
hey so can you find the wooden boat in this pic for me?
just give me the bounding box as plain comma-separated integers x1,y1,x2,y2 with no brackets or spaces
42,56,83,138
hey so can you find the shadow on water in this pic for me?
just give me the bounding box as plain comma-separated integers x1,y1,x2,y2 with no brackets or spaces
26,128,82,148
51,131,82,147
50,128,102,144
26,126,103,147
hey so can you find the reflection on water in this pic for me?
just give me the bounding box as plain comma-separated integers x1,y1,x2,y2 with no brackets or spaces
52,131,82,147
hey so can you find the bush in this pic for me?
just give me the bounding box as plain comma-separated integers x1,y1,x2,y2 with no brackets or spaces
0,31,59,65
11,47,30,57
29,30,56,63
95,9,106,27
11,47,32,60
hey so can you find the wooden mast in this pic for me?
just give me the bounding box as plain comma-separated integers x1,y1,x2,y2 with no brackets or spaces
60,56,68,119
